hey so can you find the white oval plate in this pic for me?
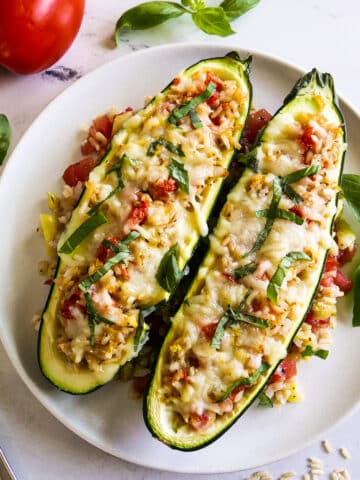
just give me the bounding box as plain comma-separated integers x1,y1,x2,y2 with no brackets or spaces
1,44,360,474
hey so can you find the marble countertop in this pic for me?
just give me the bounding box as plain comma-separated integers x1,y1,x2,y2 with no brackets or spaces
1,0,360,478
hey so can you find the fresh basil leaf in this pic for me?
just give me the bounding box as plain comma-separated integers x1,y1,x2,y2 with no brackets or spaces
220,0,260,21
84,292,114,346
229,308,270,329
189,109,203,129
58,212,108,254
88,185,121,215
237,149,259,172
168,81,216,125
282,184,303,204
353,263,360,327
233,261,257,280
211,314,229,349
115,2,187,44
147,139,185,157
0,114,11,166
181,0,205,10
107,154,127,188
245,177,282,257
192,7,235,37
218,363,270,402
258,391,273,408
168,158,189,194
282,165,320,185
156,243,183,293
256,207,304,225
267,251,311,304
301,345,329,360
79,231,140,291
342,174,360,222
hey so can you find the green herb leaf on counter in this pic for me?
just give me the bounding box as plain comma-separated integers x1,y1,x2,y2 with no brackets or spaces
342,174,360,222
181,0,205,9
115,2,187,44
301,345,329,360
168,158,189,193
258,391,273,407
0,114,11,166
220,0,260,21
156,243,183,293
352,263,360,327
192,7,235,36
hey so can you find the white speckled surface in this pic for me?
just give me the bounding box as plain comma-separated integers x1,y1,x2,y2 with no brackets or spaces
0,1,359,478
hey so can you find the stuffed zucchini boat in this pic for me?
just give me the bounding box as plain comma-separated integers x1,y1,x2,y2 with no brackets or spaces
145,69,346,449
38,52,252,394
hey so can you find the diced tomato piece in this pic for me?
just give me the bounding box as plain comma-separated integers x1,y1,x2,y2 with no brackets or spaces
96,235,120,263
241,109,272,148
60,291,85,319
270,358,297,383
63,156,98,187
132,374,150,397
128,198,149,227
169,368,188,383
93,115,113,140
337,244,357,265
149,178,178,200
189,411,210,431
172,77,180,86
334,268,353,293
324,255,338,272
305,311,330,329
80,140,96,155
223,272,236,283
206,90,220,107
252,298,262,312
201,322,218,340
229,385,245,401
289,204,306,219
44,278,54,286
205,72,223,90
301,126,316,150
320,276,334,288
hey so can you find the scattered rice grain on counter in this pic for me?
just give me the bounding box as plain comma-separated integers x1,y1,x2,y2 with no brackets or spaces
339,447,351,459
322,440,333,454
248,471,273,480
303,474,310,480
279,472,296,479
330,469,351,480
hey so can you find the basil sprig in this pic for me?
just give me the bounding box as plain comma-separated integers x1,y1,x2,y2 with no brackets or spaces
301,345,329,360
256,207,304,225
217,363,270,402
0,114,11,166
189,109,203,129
280,165,320,204
245,177,282,257
168,158,189,193
84,292,114,346
156,243,183,293
58,212,108,254
115,0,261,41
258,391,273,408
147,139,185,157
342,174,360,222
267,251,311,304
233,261,257,280
79,231,140,291
168,81,216,125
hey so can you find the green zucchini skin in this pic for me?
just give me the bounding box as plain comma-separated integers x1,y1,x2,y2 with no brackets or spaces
144,69,346,450
38,53,252,394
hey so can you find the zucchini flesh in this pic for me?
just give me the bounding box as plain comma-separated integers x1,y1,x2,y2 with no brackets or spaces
145,69,346,450
38,52,252,394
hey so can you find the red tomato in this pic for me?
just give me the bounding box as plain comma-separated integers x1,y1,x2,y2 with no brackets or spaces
128,199,149,227
305,311,330,329
289,204,305,219
324,255,337,272
0,0,85,74
149,178,178,200
96,235,121,263
270,358,297,383
189,412,210,430
334,269,353,293
201,322,218,340
241,109,272,147
63,156,97,187
229,385,245,401
61,291,85,319
337,245,357,265
93,115,113,140
301,126,316,150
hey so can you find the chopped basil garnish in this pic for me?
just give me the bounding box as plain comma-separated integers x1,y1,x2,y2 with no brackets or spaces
244,177,282,257
107,154,127,188
79,231,140,291
147,138,185,157
210,314,228,349
0,114,11,166
88,185,121,215
237,149,259,172
352,263,360,327
168,158,189,194
189,109,203,129
217,363,270,402
258,391,273,408
168,81,217,125
281,184,303,204
233,261,258,280
58,212,108,254
228,307,270,329
267,251,311,304
301,345,329,360
84,292,114,346
256,207,304,225
280,165,320,203
155,243,183,293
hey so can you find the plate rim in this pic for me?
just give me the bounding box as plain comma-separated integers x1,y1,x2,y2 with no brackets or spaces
1,42,360,474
